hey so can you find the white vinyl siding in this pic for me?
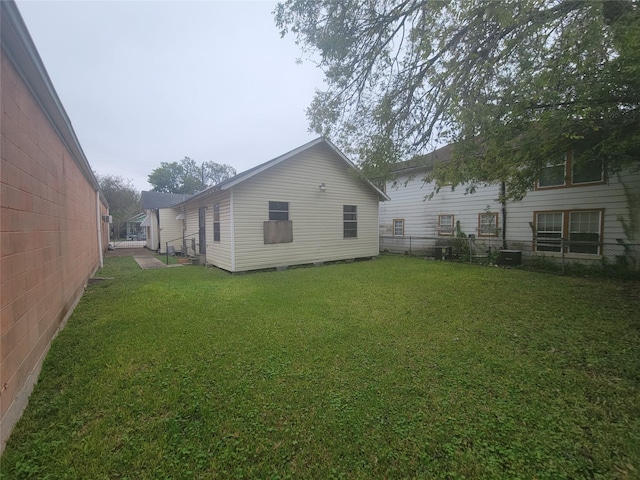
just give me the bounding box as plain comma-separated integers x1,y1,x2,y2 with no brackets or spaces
380,158,639,265
144,208,158,251
493,168,640,265
183,192,233,270
379,171,503,253
157,208,184,253
231,142,380,272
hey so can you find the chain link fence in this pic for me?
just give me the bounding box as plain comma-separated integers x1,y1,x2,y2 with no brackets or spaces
380,235,640,278
110,240,146,249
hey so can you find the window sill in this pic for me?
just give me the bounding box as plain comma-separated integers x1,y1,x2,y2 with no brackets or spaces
534,251,602,260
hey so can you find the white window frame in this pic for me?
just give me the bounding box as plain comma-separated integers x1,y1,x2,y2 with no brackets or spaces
534,210,603,256
268,201,289,221
537,158,566,188
568,211,602,255
343,205,357,238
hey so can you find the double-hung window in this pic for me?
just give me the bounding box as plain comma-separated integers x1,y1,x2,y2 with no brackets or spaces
535,210,602,255
438,215,454,236
537,151,605,189
393,219,404,237
343,205,357,238
478,212,498,237
535,212,563,252
538,159,566,188
269,201,289,221
213,203,220,242
569,211,601,254
572,155,604,185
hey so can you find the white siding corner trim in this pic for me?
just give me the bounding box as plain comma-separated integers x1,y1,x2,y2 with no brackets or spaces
230,189,236,272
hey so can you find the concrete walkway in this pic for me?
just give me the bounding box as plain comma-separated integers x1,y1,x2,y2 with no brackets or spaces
133,256,183,270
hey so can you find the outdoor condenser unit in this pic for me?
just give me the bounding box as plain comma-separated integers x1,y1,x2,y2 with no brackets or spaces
497,250,522,266
434,246,452,260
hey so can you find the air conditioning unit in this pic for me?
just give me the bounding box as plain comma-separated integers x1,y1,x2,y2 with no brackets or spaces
102,215,113,223
434,246,452,260
497,250,522,266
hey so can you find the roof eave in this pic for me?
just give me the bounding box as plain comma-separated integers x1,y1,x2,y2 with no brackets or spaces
1,0,106,206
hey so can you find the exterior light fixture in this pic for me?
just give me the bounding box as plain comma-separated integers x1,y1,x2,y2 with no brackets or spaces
319,183,326,192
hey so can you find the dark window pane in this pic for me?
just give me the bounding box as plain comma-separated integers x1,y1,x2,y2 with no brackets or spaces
269,201,289,211
538,162,565,187
569,232,599,254
269,201,289,221
344,226,358,238
572,156,603,184
536,234,562,252
343,205,357,238
269,211,289,221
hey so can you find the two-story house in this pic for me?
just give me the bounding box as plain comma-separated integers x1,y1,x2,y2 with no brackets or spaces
379,146,640,268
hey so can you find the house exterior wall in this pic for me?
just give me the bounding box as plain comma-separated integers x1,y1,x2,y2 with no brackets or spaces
157,208,183,254
182,191,234,270
1,47,106,452
379,170,502,254
231,142,380,272
143,208,159,251
206,192,234,271
184,202,200,255
380,164,640,266
504,167,640,265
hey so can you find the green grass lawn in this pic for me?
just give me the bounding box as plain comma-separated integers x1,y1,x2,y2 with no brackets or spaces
2,255,639,479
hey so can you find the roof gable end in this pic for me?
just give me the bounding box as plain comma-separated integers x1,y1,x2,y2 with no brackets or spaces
181,137,389,204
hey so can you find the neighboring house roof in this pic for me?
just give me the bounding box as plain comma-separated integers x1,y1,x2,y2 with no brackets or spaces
141,191,193,210
175,137,390,206
125,212,147,223
390,144,453,175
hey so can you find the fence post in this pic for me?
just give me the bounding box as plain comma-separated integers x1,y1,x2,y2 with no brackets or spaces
409,236,412,255
166,242,169,265
561,238,566,275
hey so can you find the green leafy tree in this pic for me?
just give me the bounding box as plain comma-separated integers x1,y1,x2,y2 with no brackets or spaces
275,0,640,199
148,157,236,194
96,174,140,240
202,161,237,186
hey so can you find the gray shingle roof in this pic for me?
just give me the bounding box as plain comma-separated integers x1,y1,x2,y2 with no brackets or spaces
141,191,193,210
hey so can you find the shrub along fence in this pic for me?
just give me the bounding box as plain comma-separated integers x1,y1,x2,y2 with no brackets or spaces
380,235,640,278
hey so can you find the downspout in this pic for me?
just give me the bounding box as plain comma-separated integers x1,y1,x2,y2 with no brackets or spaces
96,190,104,268
156,209,161,252
230,189,236,272
500,182,507,249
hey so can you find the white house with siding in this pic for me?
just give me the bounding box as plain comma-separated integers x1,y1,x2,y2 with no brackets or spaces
174,137,389,272
140,191,192,253
379,145,640,267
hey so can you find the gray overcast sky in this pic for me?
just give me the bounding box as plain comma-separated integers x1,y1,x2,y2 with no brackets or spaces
16,0,326,192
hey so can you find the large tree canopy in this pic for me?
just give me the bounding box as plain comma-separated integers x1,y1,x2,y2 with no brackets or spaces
148,157,236,194
275,0,640,199
96,174,140,239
